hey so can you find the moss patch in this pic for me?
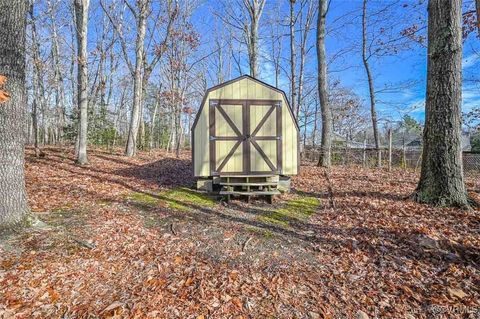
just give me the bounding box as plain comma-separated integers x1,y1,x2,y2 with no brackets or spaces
129,192,159,206
128,188,216,213
257,196,320,228
277,196,320,219
246,226,274,238
159,187,216,212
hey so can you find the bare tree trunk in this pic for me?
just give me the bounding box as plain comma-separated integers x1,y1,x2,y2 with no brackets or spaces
74,0,90,165
175,110,182,158
149,99,159,150
49,3,66,145
289,0,297,118
297,0,315,128
32,99,39,157
0,0,29,227
317,0,332,167
414,0,469,207
362,0,381,167
243,0,265,78
476,0,480,36
112,85,127,150
125,0,148,157
312,98,319,148
29,4,46,150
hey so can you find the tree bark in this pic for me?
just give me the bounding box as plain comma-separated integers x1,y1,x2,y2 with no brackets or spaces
74,0,90,165
316,0,332,167
414,0,469,207
362,0,381,167
29,4,46,150
0,0,29,227
125,0,148,157
476,0,480,36
243,0,265,78
149,99,159,150
49,3,66,145
289,0,297,118
28,5,40,157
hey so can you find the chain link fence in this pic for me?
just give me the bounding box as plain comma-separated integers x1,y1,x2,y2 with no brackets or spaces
302,147,480,175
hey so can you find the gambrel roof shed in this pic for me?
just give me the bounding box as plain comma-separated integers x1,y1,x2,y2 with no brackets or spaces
192,75,299,177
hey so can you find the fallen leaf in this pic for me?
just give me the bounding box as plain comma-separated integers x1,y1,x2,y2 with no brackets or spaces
0,90,10,103
232,297,242,309
185,277,193,286
174,256,183,265
47,287,59,303
103,301,123,313
357,310,369,319
448,288,467,299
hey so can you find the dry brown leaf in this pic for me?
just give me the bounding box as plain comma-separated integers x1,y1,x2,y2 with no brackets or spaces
0,90,10,103
447,288,467,299
0,75,6,85
184,277,193,286
231,297,242,309
103,301,123,313
47,287,59,303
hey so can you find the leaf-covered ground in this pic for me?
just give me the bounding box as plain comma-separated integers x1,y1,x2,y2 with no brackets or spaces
1,147,479,318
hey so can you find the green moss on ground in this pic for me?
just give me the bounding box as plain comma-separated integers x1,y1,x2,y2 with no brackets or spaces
160,187,216,212
129,192,159,206
246,226,274,238
129,188,216,212
257,196,320,228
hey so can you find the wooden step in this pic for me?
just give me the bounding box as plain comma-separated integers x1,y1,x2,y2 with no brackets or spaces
219,182,278,186
219,174,276,178
220,190,281,196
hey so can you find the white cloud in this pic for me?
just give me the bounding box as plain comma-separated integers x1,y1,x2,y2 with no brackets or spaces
462,84,480,113
463,53,480,69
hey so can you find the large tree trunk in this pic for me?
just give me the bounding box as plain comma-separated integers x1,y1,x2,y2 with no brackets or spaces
0,0,29,227
414,0,469,207
316,0,332,167
74,0,90,165
362,0,381,167
125,1,148,157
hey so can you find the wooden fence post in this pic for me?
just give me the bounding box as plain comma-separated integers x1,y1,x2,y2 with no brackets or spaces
362,131,367,167
388,129,392,171
402,132,406,169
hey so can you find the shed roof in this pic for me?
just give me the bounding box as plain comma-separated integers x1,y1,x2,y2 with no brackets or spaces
191,75,299,132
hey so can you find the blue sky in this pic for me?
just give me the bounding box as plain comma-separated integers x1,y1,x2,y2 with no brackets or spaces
192,0,479,127
37,0,477,129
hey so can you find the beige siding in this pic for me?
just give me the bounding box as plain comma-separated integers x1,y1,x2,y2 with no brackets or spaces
193,77,298,177
193,107,210,176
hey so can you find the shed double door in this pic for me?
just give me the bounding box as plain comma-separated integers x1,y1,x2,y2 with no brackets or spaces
209,99,282,176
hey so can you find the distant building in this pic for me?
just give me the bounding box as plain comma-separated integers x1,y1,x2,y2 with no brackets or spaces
331,132,376,149
406,132,471,151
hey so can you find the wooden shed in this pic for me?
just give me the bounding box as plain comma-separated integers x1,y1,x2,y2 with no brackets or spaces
191,75,299,198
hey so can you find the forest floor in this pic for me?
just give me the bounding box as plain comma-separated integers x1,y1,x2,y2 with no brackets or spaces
1,147,479,319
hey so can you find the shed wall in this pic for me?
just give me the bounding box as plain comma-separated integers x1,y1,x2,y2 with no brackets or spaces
193,77,298,177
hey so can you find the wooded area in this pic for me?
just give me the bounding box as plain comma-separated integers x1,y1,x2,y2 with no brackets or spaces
0,0,479,317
